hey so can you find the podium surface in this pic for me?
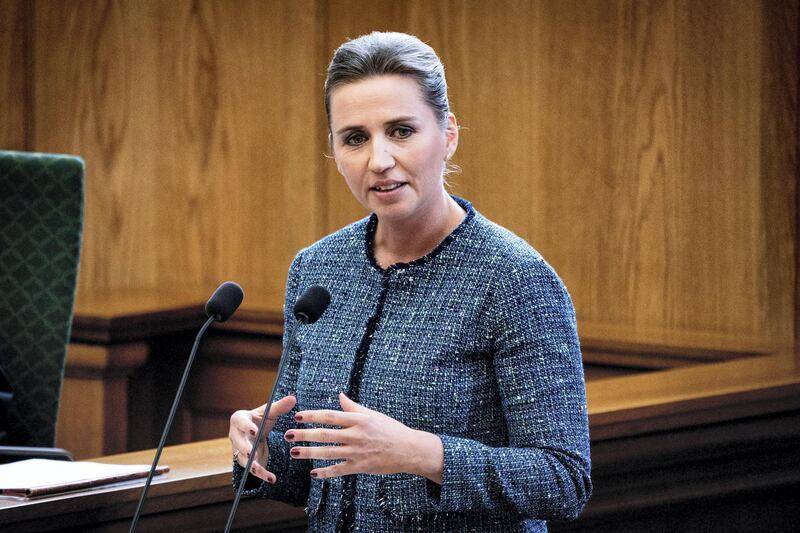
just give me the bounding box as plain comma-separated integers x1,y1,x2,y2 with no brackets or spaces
0,438,306,532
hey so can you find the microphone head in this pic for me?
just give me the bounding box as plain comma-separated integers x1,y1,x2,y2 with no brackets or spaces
205,281,244,322
293,285,331,324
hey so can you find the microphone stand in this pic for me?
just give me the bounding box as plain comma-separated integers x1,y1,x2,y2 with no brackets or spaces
129,315,215,533
223,318,303,533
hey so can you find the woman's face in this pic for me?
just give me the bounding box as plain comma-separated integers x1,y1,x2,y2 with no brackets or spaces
329,75,458,225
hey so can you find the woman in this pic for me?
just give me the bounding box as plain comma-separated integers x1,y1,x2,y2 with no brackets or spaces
229,31,591,532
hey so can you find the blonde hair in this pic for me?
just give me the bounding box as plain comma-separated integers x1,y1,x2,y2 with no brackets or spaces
324,32,450,128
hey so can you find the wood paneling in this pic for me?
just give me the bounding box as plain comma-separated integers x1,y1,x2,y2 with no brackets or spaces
760,0,798,349
8,1,799,362
31,0,325,309
0,0,32,150
58,341,148,458
322,0,795,352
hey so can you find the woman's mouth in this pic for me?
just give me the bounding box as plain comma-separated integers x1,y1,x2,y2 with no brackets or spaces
371,183,406,193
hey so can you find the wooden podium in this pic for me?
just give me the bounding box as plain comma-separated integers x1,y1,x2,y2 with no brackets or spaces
0,439,307,532
15,289,797,531
2,349,799,531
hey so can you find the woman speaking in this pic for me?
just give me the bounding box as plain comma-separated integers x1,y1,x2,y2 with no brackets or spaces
229,31,592,532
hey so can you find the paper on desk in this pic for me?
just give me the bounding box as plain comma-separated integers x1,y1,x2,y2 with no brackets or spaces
0,458,169,498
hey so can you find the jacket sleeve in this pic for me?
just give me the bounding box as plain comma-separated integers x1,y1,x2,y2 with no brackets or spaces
232,253,313,506
429,256,592,520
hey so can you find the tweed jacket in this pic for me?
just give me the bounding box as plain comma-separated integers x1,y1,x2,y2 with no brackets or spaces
233,197,592,532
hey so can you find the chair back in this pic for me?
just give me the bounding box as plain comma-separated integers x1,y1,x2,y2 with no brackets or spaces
0,150,84,447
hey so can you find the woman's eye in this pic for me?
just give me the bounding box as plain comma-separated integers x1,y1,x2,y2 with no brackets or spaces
392,127,414,139
345,133,367,146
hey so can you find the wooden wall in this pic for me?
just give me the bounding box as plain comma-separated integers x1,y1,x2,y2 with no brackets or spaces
1,1,796,360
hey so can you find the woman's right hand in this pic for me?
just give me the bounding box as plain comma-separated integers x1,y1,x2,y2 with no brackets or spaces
229,394,297,483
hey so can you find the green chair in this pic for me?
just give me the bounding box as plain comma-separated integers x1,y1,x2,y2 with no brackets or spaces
0,150,84,462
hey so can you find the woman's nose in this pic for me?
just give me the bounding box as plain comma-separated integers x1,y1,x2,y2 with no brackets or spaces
368,139,395,173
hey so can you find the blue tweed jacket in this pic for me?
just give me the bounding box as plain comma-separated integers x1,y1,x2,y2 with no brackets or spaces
233,197,592,532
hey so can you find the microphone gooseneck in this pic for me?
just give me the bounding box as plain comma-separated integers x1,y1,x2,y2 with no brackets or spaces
224,285,331,533
129,282,244,533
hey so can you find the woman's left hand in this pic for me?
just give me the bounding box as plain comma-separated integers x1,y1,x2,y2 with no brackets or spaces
286,392,444,484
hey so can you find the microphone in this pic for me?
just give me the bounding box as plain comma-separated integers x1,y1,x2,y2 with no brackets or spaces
224,285,331,533
129,282,244,533
205,281,244,322
293,285,331,324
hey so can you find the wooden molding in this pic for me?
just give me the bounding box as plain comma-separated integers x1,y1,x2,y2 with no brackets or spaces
580,320,784,370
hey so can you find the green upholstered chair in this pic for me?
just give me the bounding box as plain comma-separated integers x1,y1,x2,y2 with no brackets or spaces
0,150,83,462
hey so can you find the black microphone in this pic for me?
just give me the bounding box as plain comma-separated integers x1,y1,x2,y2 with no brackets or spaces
206,281,244,322
294,285,331,324
130,282,244,533
224,285,331,533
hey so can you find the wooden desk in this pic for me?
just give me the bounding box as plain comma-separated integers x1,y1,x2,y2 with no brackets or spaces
5,352,799,532
0,438,306,532
56,289,798,530
556,352,800,532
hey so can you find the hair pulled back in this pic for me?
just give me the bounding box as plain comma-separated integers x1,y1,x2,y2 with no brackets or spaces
324,32,450,128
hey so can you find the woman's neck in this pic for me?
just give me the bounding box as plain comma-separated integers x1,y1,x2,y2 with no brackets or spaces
372,193,465,269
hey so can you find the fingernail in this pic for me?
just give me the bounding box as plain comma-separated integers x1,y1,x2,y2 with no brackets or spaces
294,414,303,422
310,471,318,478
250,430,256,436
284,431,295,441
290,448,300,457
268,476,276,484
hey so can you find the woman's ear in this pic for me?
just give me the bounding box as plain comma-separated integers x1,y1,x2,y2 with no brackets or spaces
328,132,343,173
444,112,459,160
